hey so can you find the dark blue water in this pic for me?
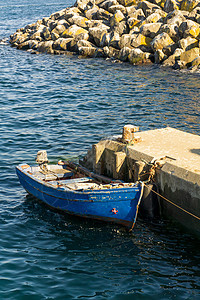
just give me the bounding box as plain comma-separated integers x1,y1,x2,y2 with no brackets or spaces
0,0,200,299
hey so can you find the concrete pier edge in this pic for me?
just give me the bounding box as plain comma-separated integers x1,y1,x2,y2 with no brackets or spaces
82,127,200,235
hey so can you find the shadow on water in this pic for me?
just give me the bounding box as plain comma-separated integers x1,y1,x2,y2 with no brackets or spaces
22,193,130,236
22,194,199,249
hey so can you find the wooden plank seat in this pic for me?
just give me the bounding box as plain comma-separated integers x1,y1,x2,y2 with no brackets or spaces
47,177,93,186
34,170,74,181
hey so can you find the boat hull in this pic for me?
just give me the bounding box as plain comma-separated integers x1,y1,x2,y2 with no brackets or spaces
16,165,142,229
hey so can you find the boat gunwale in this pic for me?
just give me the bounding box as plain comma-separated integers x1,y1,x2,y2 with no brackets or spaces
16,165,141,199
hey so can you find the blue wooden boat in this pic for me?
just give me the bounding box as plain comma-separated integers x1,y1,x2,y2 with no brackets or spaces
16,160,144,230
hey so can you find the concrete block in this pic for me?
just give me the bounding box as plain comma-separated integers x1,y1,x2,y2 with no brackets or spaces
113,151,126,179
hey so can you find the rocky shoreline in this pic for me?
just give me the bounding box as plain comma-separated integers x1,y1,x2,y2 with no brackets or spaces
9,0,200,71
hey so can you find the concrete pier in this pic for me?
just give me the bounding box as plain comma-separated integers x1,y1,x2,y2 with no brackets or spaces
82,127,200,235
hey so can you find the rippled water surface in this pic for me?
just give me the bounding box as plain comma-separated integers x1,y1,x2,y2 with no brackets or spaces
0,0,200,299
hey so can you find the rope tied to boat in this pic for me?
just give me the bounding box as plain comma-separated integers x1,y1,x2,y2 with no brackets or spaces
129,181,144,232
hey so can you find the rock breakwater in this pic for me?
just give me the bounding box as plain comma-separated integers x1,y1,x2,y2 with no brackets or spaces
9,0,200,70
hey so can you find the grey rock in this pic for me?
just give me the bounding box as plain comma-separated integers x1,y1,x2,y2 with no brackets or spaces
100,0,118,11
118,46,132,61
53,38,73,50
178,36,199,51
108,5,127,14
36,40,54,53
137,1,161,17
164,0,179,13
164,10,186,25
151,32,174,51
140,22,162,38
158,23,179,42
128,48,151,64
78,46,97,56
179,20,200,38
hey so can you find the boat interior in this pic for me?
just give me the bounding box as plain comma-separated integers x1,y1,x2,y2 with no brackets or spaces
20,162,137,191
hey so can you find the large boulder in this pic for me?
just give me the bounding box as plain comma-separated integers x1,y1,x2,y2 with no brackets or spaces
75,0,93,12
62,25,89,40
127,9,146,29
89,24,110,46
162,42,177,56
143,11,166,24
85,7,99,19
16,40,37,50
110,10,125,27
77,39,97,47
47,21,57,32
50,9,67,20
178,36,199,51
108,4,127,14
162,48,184,66
154,49,167,63
65,7,81,20
100,0,118,10
68,15,90,28
126,5,137,17
96,8,113,21
130,8,146,20
103,45,120,57
29,31,43,42
188,7,200,22
158,23,179,42
130,33,152,49
128,48,151,64
10,31,30,45
118,46,132,61
86,20,104,28
181,0,200,12
53,37,73,50
140,22,162,38
137,1,161,17
164,10,186,25
179,47,200,64
179,20,200,38
111,20,128,35
36,41,54,53
164,0,180,13
42,27,52,40
78,46,98,56
119,34,132,48
118,0,137,6
109,31,120,48
175,47,200,68
189,55,200,71
51,24,68,36
151,32,174,51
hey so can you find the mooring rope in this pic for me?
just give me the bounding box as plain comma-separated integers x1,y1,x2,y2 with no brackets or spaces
129,181,145,232
143,182,200,221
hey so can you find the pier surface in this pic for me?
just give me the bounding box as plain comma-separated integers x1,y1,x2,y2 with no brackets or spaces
131,127,200,175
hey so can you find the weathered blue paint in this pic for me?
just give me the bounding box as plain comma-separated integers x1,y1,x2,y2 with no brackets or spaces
16,164,143,229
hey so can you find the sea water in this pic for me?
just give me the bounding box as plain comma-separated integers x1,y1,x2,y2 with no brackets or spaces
0,0,200,299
